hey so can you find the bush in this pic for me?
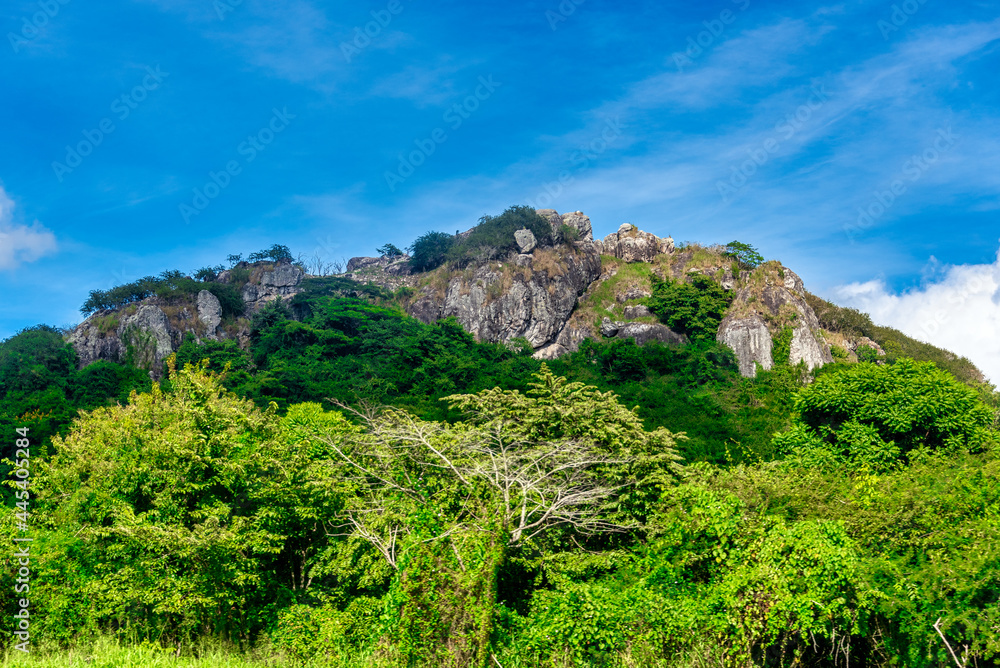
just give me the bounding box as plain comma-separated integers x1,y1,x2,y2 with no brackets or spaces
376,243,404,258
407,231,455,272
723,241,764,269
247,244,293,263
855,344,880,363
647,275,733,342
446,205,553,265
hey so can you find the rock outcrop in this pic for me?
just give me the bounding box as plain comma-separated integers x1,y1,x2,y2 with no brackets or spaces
197,290,222,338
514,229,538,253
718,266,832,376
596,223,674,263
242,264,305,310
407,245,602,351
717,314,773,377
537,209,594,242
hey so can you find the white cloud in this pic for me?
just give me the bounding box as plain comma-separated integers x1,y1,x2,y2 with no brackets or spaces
831,248,1000,384
0,186,58,271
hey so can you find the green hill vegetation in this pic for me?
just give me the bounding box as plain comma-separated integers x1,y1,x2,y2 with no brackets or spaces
1,225,998,667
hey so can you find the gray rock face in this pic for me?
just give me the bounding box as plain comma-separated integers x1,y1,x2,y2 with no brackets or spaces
616,322,687,346
242,264,305,310
790,326,829,371
407,244,602,350
560,211,593,242
120,305,174,369
601,224,671,264
623,304,652,319
197,290,222,338
600,317,620,337
717,314,773,378
67,315,125,369
514,228,538,253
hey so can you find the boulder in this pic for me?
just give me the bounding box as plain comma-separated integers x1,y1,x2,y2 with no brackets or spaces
789,325,830,370
602,224,666,263
197,290,222,338
600,317,621,337
623,304,652,319
560,211,593,241
616,322,686,346
514,228,538,253
717,314,773,377
243,263,305,311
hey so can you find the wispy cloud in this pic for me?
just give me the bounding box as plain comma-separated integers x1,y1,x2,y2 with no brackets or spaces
0,186,58,271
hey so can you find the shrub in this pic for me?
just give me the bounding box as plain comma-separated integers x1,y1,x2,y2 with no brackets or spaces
248,244,293,263
855,344,880,363
723,241,764,269
647,275,733,342
446,205,553,266
408,231,455,272
377,243,404,258
558,223,580,244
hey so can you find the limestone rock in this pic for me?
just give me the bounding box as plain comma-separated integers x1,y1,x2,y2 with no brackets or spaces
560,211,593,241
616,323,687,346
119,305,175,373
514,228,538,253
600,317,621,337
243,263,304,311
66,314,125,368
717,314,773,378
197,290,222,338
407,244,602,350
623,304,652,319
601,224,668,263
789,326,830,370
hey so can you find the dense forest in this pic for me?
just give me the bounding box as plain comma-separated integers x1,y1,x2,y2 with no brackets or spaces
1,224,998,667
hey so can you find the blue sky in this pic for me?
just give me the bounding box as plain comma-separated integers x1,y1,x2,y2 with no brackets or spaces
1,0,999,379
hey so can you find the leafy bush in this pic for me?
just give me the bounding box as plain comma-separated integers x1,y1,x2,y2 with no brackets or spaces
723,240,764,269
772,326,794,366
775,359,997,471
446,205,553,266
407,231,456,272
247,243,293,263
855,344,880,363
647,274,733,342
376,243,404,258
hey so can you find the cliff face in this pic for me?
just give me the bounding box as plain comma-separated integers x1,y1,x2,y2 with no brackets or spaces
68,263,305,377
66,209,842,379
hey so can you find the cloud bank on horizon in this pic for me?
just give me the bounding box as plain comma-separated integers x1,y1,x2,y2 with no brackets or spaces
0,0,998,379
834,249,1000,385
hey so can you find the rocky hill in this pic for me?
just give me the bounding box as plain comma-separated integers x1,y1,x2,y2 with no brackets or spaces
65,208,982,384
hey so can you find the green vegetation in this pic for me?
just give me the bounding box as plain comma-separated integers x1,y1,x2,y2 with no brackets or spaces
376,243,404,258
406,231,455,272
446,205,553,265
723,240,765,269
647,274,734,342
805,292,987,389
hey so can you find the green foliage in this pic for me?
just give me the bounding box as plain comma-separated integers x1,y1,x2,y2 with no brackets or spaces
771,326,794,366
723,240,765,269
855,344,880,363
375,243,404,258
775,359,997,471
406,231,455,272
446,205,553,266
247,244,293,263
558,223,580,244
647,274,733,342
80,273,245,318
195,264,226,281
805,292,988,388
